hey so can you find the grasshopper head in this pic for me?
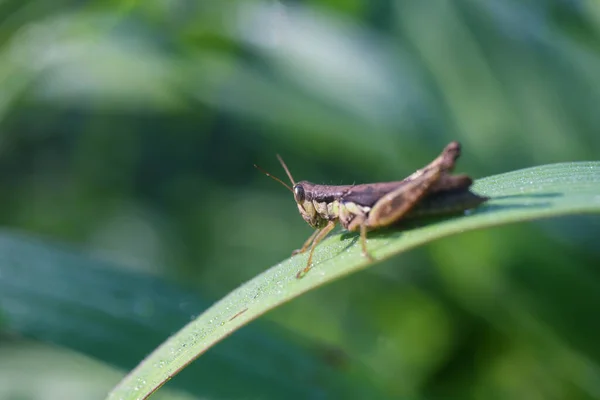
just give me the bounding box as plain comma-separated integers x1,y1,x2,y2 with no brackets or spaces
255,155,328,229
293,182,328,229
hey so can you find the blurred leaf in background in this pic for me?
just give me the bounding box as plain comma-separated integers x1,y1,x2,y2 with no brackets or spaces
0,232,382,399
0,0,599,399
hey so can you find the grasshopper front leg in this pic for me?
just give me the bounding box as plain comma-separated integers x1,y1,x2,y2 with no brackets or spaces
296,220,337,279
292,229,320,256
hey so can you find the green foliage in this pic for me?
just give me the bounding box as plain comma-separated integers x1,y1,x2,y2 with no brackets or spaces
0,0,599,399
0,231,378,399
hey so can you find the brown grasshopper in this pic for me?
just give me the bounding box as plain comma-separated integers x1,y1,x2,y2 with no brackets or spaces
257,142,488,278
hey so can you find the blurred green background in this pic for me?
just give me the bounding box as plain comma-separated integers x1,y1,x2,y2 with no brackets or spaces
1,0,600,399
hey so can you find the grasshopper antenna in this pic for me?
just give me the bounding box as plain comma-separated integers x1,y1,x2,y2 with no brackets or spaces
254,162,293,193
276,154,296,187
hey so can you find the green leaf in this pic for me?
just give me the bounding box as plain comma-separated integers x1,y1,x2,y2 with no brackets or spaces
108,162,600,400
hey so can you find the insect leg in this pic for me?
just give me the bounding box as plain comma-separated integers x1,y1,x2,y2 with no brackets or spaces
341,204,374,261
360,222,374,261
292,229,320,256
392,142,456,186
296,220,337,278
366,165,442,228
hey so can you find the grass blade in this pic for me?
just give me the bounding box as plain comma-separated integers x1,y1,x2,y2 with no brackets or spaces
108,162,600,400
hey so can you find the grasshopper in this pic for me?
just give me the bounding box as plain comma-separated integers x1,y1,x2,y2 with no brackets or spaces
257,142,488,278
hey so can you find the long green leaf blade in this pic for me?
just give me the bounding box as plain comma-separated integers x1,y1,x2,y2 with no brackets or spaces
108,162,600,400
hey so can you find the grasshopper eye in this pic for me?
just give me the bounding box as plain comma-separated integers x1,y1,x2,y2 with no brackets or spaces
293,185,305,202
